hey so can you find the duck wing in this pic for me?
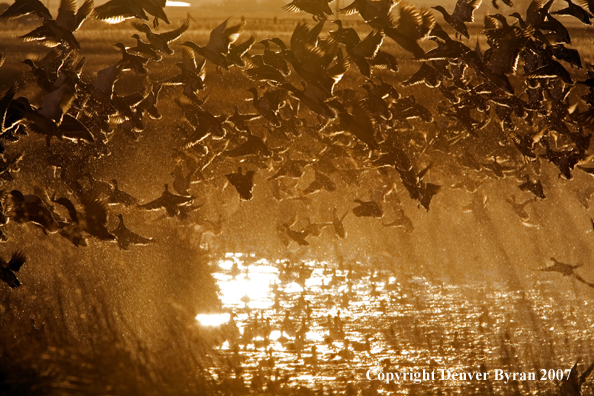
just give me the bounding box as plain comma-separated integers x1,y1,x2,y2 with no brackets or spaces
7,252,26,272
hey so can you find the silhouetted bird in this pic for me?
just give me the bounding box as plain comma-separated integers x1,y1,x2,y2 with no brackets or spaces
246,87,286,127
280,223,309,246
559,360,594,395
552,0,593,25
341,0,397,28
132,18,189,55
383,208,414,232
432,0,481,39
93,0,169,26
330,100,379,150
80,195,116,241
129,33,161,60
519,175,545,199
505,195,533,221
228,34,257,68
10,189,60,233
224,131,271,158
332,207,348,239
108,179,137,206
283,0,333,21
0,83,19,136
401,63,442,88
18,0,94,49
227,106,261,132
281,82,336,120
0,252,26,288
539,141,583,180
538,258,581,276
138,184,194,217
384,4,433,58
0,0,51,20
303,170,336,194
352,199,383,218
226,167,255,200
257,39,291,76
330,21,384,78
112,214,153,250
54,196,87,246
84,172,113,198
113,43,148,75
181,19,244,71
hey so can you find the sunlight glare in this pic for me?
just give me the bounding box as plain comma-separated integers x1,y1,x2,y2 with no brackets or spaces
196,313,230,326
216,260,278,309
165,1,190,6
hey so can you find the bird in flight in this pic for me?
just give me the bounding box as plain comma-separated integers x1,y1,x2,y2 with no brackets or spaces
0,251,26,288
537,258,594,288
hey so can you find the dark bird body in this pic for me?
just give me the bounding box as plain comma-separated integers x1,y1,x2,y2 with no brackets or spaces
283,0,333,21
332,207,348,238
519,175,545,199
226,167,255,200
138,184,194,217
0,252,26,288
112,214,153,249
539,258,581,276
352,199,383,218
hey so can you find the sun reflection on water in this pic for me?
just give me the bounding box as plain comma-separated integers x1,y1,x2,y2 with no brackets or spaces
196,313,230,326
195,253,594,394
164,1,190,6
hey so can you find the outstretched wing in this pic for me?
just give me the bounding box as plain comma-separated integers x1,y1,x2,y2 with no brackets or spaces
138,196,165,210
575,274,594,288
580,360,594,386
8,252,26,272
161,18,190,44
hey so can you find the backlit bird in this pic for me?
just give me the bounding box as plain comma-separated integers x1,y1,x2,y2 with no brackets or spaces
112,214,153,249
0,252,26,288
432,0,481,39
93,0,169,26
383,5,434,58
226,167,255,200
181,19,244,71
129,33,162,60
538,258,581,276
0,0,51,20
340,0,397,28
332,207,348,238
352,199,383,218
282,0,333,21
138,184,194,217
552,0,593,25
108,179,137,206
18,0,94,49
519,175,545,199
132,18,189,55
228,34,257,68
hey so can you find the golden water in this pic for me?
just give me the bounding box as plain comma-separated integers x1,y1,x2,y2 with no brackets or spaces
195,253,594,394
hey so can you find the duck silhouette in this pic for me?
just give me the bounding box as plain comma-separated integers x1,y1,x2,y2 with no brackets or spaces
112,214,153,250
225,167,255,200
138,184,194,217
352,199,383,218
538,258,581,276
132,18,189,55
0,251,26,288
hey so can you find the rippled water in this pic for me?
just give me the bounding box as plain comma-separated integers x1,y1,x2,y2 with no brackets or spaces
195,253,594,395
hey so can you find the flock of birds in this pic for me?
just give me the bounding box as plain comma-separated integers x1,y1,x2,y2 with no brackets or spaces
2,1,594,394
0,0,593,293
